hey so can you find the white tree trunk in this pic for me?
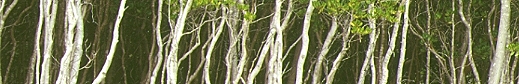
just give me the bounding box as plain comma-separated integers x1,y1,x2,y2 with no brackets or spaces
268,0,283,83
204,7,226,84
233,0,253,84
91,0,127,83
357,3,378,84
325,18,352,84
31,1,45,83
313,16,339,84
488,0,511,83
396,0,410,83
166,0,192,83
225,1,240,83
149,0,164,83
380,9,403,84
296,0,315,83
40,0,58,83
247,30,274,84
56,0,84,83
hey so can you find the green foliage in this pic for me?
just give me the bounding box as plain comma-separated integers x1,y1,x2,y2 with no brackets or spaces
507,42,519,57
244,12,256,21
350,19,371,35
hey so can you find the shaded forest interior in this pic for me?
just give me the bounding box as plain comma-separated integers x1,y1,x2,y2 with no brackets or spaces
1,0,519,84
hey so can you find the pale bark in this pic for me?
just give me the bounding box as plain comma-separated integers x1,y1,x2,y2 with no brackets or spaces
247,30,274,84
488,0,511,83
449,0,457,83
325,18,352,84
233,0,253,84
357,3,378,84
91,0,127,83
380,9,403,84
396,0,410,83
29,0,45,83
40,0,58,83
457,0,474,83
166,0,192,83
225,1,240,83
296,0,315,83
204,7,226,84
149,0,164,83
56,0,84,83
313,17,339,84
425,0,431,83
268,0,283,83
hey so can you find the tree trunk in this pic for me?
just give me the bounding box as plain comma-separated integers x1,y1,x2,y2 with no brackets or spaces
488,0,511,83
296,0,315,83
91,0,127,83
357,3,378,84
40,0,59,83
396,0,410,83
149,0,164,83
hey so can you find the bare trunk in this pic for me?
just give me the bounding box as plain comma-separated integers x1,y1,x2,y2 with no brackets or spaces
91,0,127,83
166,0,193,83
380,8,403,84
149,0,164,83
357,3,378,84
488,0,511,83
296,0,315,83
204,7,226,84
325,18,352,84
313,16,339,84
396,0,410,83
40,0,59,83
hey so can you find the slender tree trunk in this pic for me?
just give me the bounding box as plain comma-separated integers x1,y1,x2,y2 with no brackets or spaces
149,0,164,83
233,0,253,84
449,0,457,83
380,8,403,84
357,3,378,84
425,0,431,83
488,0,511,83
325,18,352,84
268,0,283,83
166,0,192,83
296,0,315,83
204,7,226,84
225,1,240,83
396,0,410,83
40,0,59,83
27,0,45,83
313,16,339,84
56,0,84,83
91,0,127,83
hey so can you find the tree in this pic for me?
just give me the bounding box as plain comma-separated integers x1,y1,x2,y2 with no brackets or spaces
488,0,511,83
91,0,127,83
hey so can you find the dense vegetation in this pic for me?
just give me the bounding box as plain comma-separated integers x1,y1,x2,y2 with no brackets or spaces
0,0,518,83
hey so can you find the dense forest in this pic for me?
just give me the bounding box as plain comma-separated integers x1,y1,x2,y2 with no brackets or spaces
0,0,518,84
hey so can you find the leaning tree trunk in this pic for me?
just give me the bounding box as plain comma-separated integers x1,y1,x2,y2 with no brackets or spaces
313,16,339,84
296,0,315,83
396,0,410,83
488,0,511,83
380,7,403,84
91,0,127,83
